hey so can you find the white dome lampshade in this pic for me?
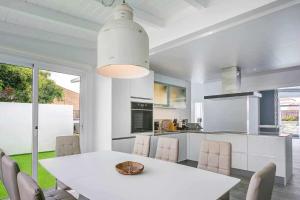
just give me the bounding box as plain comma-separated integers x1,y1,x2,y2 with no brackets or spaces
97,2,150,79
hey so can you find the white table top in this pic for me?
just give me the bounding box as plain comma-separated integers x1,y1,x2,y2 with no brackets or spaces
40,151,240,200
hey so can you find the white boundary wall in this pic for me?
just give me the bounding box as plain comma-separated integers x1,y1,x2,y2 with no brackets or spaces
0,102,73,155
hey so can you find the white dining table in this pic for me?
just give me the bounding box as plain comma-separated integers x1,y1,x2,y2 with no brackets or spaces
40,151,240,200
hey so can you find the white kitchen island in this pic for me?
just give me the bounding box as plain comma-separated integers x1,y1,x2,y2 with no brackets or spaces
187,132,293,186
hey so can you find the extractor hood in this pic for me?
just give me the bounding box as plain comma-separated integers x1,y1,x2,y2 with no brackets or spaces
204,91,262,100
204,67,261,99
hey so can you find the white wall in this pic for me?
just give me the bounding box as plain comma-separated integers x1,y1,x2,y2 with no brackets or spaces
154,73,191,121
0,102,73,155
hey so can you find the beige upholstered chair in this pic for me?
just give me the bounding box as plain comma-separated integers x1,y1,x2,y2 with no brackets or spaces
17,172,76,200
246,163,276,200
132,135,151,157
155,137,179,163
197,140,232,200
56,135,81,157
1,155,21,200
0,148,5,181
197,140,232,176
56,135,81,190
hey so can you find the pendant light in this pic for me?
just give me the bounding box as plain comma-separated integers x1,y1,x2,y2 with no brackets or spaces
97,1,150,79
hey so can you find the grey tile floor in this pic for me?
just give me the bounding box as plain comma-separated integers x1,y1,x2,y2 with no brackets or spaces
180,139,300,200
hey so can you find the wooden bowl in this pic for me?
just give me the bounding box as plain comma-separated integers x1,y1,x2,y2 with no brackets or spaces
115,161,144,175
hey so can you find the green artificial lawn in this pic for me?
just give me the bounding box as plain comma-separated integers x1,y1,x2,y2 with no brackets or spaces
0,151,56,199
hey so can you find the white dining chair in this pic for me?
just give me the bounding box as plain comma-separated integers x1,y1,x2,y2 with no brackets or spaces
198,139,232,200
56,135,81,190
246,163,276,200
132,135,151,157
155,137,179,163
17,172,77,200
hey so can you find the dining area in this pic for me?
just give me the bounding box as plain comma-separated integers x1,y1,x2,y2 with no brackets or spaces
0,135,277,200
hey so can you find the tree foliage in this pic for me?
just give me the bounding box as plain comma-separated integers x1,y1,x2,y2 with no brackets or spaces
0,63,63,103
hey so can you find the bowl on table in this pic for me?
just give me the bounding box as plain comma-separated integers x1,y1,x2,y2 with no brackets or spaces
115,161,144,175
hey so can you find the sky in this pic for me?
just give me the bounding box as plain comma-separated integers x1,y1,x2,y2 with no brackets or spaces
46,71,80,93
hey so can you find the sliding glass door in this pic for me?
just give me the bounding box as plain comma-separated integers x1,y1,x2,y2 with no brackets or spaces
0,62,82,198
0,63,33,199
37,69,80,189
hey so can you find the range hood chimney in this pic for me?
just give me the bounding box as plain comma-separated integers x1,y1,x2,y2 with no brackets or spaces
221,66,241,93
204,66,261,100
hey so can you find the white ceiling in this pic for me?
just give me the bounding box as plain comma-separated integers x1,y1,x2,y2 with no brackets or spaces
150,3,300,83
0,0,299,80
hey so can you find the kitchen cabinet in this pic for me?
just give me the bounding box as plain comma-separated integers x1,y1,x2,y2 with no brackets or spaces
112,79,131,139
247,135,293,185
112,138,135,154
112,71,154,139
167,133,187,162
154,82,186,109
187,133,205,161
169,85,186,108
130,71,154,100
154,82,168,106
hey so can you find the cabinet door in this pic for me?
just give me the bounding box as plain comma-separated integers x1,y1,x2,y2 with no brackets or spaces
169,86,186,108
130,71,154,99
112,138,135,154
167,134,187,162
112,79,131,138
187,133,205,161
154,82,168,106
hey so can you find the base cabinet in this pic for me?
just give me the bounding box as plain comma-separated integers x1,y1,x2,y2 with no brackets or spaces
187,133,205,161
112,138,135,154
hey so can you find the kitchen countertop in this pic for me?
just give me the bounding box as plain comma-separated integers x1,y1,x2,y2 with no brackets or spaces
154,130,291,137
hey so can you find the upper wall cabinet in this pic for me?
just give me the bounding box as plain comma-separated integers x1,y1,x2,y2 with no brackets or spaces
130,71,154,100
154,82,168,106
154,81,186,109
169,85,186,108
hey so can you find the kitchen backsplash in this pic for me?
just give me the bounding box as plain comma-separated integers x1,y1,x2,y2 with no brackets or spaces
154,107,190,120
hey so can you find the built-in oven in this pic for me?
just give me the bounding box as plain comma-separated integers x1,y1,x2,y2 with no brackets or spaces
131,102,153,133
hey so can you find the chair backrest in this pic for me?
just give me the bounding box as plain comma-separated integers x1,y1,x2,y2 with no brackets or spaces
155,137,179,163
132,135,151,157
197,140,232,176
1,155,21,200
56,135,81,157
246,163,276,200
0,148,5,181
17,172,45,200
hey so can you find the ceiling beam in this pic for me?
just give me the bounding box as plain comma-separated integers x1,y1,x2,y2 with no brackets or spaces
0,21,96,50
131,6,165,29
0,0,101,35
184,0,209,9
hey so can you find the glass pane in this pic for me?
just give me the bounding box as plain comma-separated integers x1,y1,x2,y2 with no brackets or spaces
0,63,32,199
37,70,80,190
154,82,168,106
169,86,186,108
